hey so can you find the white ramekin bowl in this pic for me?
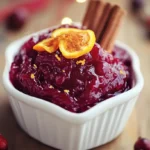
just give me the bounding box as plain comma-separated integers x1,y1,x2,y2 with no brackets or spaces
3,26,144,150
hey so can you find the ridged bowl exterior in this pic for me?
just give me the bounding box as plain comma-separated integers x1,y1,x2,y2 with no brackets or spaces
3,26,144,150
9,96,137,150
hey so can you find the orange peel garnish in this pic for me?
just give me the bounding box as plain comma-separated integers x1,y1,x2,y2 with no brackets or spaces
33,28,96,59
33,37,59,53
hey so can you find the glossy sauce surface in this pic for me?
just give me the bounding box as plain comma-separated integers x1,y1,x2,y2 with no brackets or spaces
9,25,131,113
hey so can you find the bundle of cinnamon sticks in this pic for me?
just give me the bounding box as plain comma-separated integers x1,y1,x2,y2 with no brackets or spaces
82,0,125,52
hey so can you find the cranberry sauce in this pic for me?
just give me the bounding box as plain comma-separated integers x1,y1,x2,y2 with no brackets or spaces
9,25,132,113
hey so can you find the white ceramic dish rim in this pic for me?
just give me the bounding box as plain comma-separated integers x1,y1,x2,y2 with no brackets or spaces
3,25,144,124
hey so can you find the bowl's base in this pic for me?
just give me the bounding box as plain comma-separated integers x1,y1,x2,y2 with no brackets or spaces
17,118,124,150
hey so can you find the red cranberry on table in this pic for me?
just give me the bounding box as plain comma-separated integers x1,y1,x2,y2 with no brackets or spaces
145,17,150,39
0,135,8,150
5,8,28,31
146,31,150,40
134,137,150,150
146,18,150,27
131,0,144,12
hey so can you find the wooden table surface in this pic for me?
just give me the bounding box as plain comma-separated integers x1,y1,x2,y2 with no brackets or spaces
0,0,150,149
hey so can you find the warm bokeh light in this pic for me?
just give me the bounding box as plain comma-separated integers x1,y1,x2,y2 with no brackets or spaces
76,0,87,3
61,17,72,25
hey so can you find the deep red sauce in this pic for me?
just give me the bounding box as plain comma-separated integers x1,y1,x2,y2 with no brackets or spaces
9,25,131,113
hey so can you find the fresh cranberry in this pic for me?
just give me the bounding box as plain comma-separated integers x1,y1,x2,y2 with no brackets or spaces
145,18,150,27
5,8,28,31
145,17,150,39
146,31,150,40
134,137,150,150
131,0,144,12
9,25,131,113
0,135,8,150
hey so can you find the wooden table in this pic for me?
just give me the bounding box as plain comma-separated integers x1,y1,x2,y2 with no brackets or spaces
0,0,149,149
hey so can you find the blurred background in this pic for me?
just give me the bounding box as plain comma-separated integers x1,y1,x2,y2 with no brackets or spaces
0,0,150,149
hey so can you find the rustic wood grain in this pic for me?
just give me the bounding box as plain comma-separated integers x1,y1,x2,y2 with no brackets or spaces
0,0,149,149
